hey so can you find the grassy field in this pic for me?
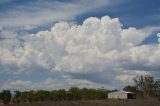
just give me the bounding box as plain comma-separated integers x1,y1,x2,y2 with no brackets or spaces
1,96,160,106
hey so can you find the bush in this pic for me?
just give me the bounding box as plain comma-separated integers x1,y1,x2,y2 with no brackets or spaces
0,90,11,104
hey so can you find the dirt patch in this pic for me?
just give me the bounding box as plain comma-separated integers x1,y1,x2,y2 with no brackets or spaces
1,97,160,106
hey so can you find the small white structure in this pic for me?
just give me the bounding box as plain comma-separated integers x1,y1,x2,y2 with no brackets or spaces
108,91,136,99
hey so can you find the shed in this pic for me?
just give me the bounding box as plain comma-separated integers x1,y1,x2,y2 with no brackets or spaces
108,91,136,99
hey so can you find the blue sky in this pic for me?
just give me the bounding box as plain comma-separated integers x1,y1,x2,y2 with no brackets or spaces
0,0,160,28
0,0,160,90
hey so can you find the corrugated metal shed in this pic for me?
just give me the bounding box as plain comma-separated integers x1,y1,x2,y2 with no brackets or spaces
108,91,136,99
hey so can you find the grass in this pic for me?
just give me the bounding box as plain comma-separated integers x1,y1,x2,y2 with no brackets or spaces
1,96,160,106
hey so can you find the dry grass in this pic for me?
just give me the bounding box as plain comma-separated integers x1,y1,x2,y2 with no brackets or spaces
1,97,160,106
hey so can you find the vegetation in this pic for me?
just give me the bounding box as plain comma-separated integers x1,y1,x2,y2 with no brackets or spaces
11,87,108,104
133,75,160,97
0,75,160,105
123,85,144,98
123,75,160,99
1,97,160,106
0,90,11,104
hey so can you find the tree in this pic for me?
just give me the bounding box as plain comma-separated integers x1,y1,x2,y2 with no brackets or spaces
67,87,81,100
123,85,137,93
13,91,21,103
81,88,96,100
26,91,35,102
123,85,143,98
133,75,160,98
0,87,111,103
55,89,66,101
133,75,155,95
0,90,11,104
95,88,108,99
153,79,160,97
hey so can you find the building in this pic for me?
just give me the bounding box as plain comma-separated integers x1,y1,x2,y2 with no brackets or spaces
108,91,136,99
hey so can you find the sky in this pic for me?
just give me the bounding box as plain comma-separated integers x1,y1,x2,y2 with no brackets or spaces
0,0,160,91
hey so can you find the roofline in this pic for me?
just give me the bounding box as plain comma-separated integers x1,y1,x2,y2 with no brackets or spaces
108,90,135,94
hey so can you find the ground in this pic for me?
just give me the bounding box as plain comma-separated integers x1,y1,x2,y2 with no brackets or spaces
1,97,160,106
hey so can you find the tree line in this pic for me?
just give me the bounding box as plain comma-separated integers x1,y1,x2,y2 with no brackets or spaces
0,87,108,104
0,75,160,104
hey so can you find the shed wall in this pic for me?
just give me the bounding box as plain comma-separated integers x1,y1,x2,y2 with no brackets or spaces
108,92,128,99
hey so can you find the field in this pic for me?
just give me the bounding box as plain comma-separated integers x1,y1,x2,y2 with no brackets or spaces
1,97,160,106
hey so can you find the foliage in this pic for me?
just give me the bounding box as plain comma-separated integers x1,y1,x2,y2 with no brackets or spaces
0,90,11,104
9,87,108,103
2,75,159,104
123,85,144,98
132,75,160,99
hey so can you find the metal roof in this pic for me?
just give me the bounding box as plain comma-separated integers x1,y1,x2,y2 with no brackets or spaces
109,91,135,94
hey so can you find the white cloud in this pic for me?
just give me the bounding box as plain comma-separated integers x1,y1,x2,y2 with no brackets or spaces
0,29,21,54
0,77,104,90
0,0,121,28
121,27,151,46
0,16,160,89
10,80,31,86
157,33,160,42
23,25,36,31
116,74,135,82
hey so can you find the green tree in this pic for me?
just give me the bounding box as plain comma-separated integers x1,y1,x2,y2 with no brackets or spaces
123,85,143,98
153,79,160,97
123,85,137,93
0,90,11,104
26,90,35,102
55,89,66,101
81,88,96,100
95,88,108,99
13,91,21,103
67,87,81,100
133,75,160,98
133,75,155,95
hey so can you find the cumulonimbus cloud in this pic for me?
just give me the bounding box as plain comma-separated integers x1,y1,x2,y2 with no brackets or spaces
27,16,159,73
0,16,160,89
1,16,160,73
